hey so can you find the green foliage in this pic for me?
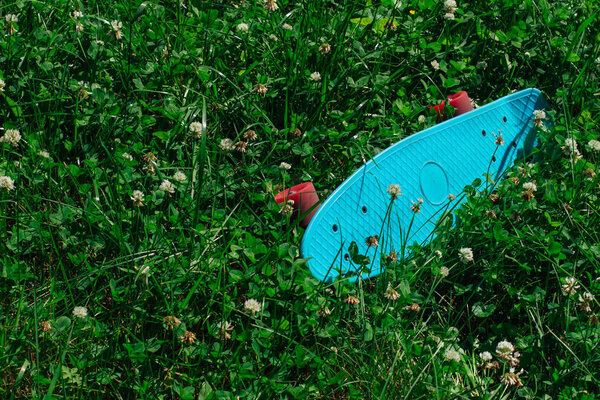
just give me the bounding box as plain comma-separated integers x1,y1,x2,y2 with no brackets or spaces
0,0,599,399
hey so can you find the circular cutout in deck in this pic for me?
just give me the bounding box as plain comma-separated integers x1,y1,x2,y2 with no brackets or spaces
419,162,449,205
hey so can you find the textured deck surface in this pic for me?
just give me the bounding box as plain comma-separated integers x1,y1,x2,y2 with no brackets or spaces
301,88,547,282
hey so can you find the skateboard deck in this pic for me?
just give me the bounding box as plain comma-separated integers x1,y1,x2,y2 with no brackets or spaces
301,88,548,282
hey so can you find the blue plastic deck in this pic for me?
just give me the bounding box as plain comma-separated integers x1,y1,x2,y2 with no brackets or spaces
301,88,548,282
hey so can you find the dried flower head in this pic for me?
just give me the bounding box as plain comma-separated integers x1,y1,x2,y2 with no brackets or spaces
244,129,257,141
254,83,267,94
163,316,182,330
180,330,196,344
365,235,379,247
234,141,247,153
279,200,294,215
410,197,424,213
292,127,303,138
447,193,457,201
501,368,524,387
485,210,497,219
41,320,52,332
489,193,499,202
521,190,535,201
404,302,421,312
578,292,595,313
495,135,505,146
345,295,360,305
319,43,331,54
386,251,398,263
384,283,400,300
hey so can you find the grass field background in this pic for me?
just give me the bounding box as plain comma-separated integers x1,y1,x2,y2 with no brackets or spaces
1,0,600,398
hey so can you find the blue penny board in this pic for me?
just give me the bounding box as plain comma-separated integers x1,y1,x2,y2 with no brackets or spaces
301,88,548,282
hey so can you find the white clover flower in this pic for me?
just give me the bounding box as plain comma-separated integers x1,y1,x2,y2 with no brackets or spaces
159,179,176,194
522,182,537,192
122,152,133,161
110,20,123,39
480,351,493,362
282,23,293,30
562,136,582,161
219,138,235,151
110,20,122,31
72,10,83,19
496,340,515,356
458,247,474,263
0,79,5,92
237,22,249,34
435,250,443,259
309,71,321,81
0,129,21,146
532,109,546,127
216,320,234,339
131,190,145,206
279,162,291,170
39,150,50,158
189,121,203,137
444,0,457,12
72,306,88,319
0,176,15,191
75,23,84,33
439,266,449,277
5,14,18,23
418,115,426,123
431,60,440,70
533,109,546,120
387,184,402,199
264,0,278,11
588,140,600,152
578,292,595,313
172,171,187,183
244,298,262,314
444,347,461,362
269,33,278,42
444,12,455,20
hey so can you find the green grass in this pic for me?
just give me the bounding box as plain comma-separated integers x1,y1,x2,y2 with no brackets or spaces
1,0,600,398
